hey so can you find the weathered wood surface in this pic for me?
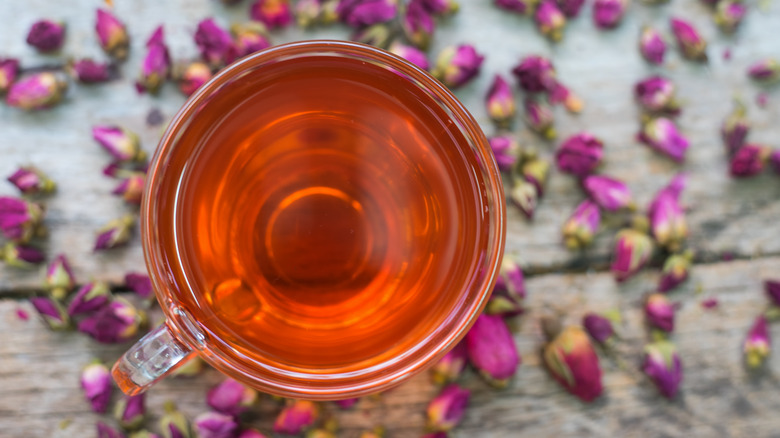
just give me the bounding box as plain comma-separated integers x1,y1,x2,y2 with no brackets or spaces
2,0,780,437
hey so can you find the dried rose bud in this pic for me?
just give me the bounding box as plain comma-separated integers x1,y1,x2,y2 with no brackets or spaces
645,293,675,333
130,432,160,438
237,429,268,438
748,58,780,83
466,313,520,387
730,144,770,178
765,279,780,307
401,1,435,49
426,384,470,431
96,9,129,60
176,62,213,97
431,341,467,385
420,0,459,15
562,199,601,250
77,297,146,343
485,74,516,127
510,177,539,219
670,17,708,62
744,315,770,368
43,254,76,300
207,378,258,416
7,166,56,196
98,422,126,438
113,173,146,205
71,59,112,84
81,361,112,413
421,434,448,438
274,400,318,435
172,356,205,378
92,125,146,162
136,26,171,95
556,132,603,178
1,242,45,268
487,257,526,316
547,81,583,113
701,298,718,309
557,0,584,17
250,0,293,29
432,44,485,89
30,296,69,330
231,22,272,58
487,135,520,172
658,251,692,292
125,272,153,299
582,175,633,212
582,313,614,345
194,411,238,438
542,324,603,402
523,98,555,139
535,0,566,42
295,0,330,27
721,101,749,157
648,175,687,251
638,117,690,162
195,19,237,68
6,72,68,110
334,398,359,409
351,23,393,48
94,215,136,251
593,0,627,29
495,0,536,14
634,76,680,115
0,58,20,93
388,42,430,70
336,0,396,28
611,227,653,282
68,281,111,316
714,1,747,33
642,340,682,399
512,55,556,93
160,402,193,438
520,154,550,197
26,19,66,52
639,26,666,65
0,196,44,243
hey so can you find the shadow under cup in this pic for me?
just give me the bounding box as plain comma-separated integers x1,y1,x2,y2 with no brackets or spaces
123,41,505,400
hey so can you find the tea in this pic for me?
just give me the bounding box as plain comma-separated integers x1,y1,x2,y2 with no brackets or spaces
154,53,491,373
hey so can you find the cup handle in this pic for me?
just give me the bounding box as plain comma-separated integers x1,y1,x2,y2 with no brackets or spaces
112,322,196,396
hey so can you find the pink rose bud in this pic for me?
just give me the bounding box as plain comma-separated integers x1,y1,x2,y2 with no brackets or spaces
295,0,334,27
701,297,718,309
250,0,293,29
0,196,44,243
94,215,136,251
125,272,153,299
582,313,614,345
485,74,516,127
81,361,112,413
592,0,627,29
136,26,171,95
730,143,769,178
207,378,258,416
112,173,146,205
0,58,21,93
160,402,193,438
562,199,601,250
432,44,485,89
401,0,435,49
388,41,430,70
96,9,130,60
495,0,534,15
611,226,653,282
77,297,145,343
466,313,520,387
231,22,272,58
766,279,780,307
512,55,557,93
71,59,112,83
658,251,692,292
714,1,747,34
6,72,68,110
98,421,126,438
582,175,633,212
510,177,539,219
556,132,604,177
648,174,687,251
488,135,520,172
535,0,566,42
26,19,66,52
558,0,585,17
744,315,770,368
195,19,237,68
1,242,45,268
639,26,666,65
68,281,111,316
334,398,359,409
487,257,526,316
642,340,682,399
92,125,146,162
195,411,238,438
273,400,318,434
523,98,556,139
44,254,76,300
748,58,780,83
426,384,470,431
7,166,56,195
638,117,690,162
670,17,708,62
176,62,213,97
645,293,676,332
547,81,583,113
542,324,603,402
30,296,69,330
521,154,550,197
634,76,680,115
431,341,468,384
337,0,397,28
237,429,268,438
721,101,749,156
419,0,459,15
351,23,393,48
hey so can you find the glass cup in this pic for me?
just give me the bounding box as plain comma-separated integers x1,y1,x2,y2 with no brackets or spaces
112,40,506,400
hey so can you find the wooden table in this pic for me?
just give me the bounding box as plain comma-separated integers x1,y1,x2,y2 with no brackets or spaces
2,0,780,436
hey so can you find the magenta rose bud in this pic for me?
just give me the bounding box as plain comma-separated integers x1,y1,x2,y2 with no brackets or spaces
730,143,770,178
195,19,237,68
231,22,272,58
351,23,393,48
582,175,633,212
388,41,430,70
658,251,692,292
521,155,550,197
510,177,539,219
96,9,130,60
136,26,171,95
207,378,258,416
70,59,112,84
1,242,45,268
524,98,556,139
562,199,601,250
7,166,56,195
744,315,770,369
670,17,708,62
611,227,653,282
485,74,516,127
295,0,330,27
273,400,318,434
748,59,780,83
67,281,111,316
582,313,614,345
642,340,682,399
488,135,520,172
177,62,213,97
547,81,583,113
401,0,435,49
432,44,485,89
6,72,68,110
334,398,359,409
30,296,69,330
195,411,238,438
543,324,603,402
466,313,520,387
765,280,780,307
645,293,676,333
495,0,535,14
26,19,66,52
43,254,76,300
426,384,470,431
535,0,566,42
250,0,293,29
0,58,20,93
721,101,749,157
125,272,153,299
648,174,687,251
98,422,126,438
77,297,145,343
160,403,192,438
336,0,396,28
420,0,459,15
487,257,526,316
431,341,468,384
81,362,112,413
557,0,584,17
112,173,146,205
714,1,747,34
639,26,666,65
638,117,690,162
593,0,627,29
634,76,680,115
92,125,146,163
556,133,604,177
0,196,44,243
512,55,557,93
94,215,135,251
